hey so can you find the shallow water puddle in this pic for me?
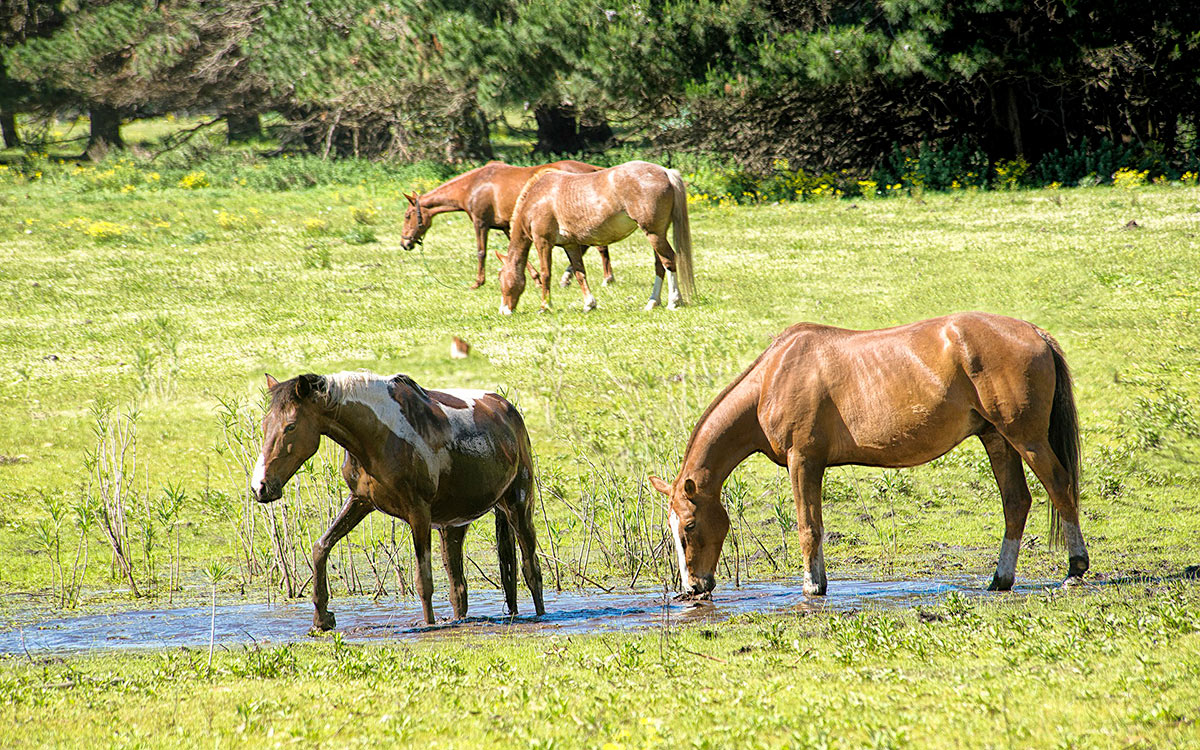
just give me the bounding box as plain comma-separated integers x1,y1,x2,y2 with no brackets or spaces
0,577,1052,654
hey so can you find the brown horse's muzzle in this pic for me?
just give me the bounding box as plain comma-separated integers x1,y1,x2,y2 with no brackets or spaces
677,574,715,601
255,479,282,503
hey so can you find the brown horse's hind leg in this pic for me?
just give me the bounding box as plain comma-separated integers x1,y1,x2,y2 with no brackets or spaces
1011,438,1090,583
439,525,469,619
563,245,597,311
788,452,828,596
598,246,614,286
534,237,555,312
645,232,683,309
312,495,372,632
645,257,666,311
980,430,1033,591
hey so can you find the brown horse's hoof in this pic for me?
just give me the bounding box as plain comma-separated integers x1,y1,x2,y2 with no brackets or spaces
470,279,485,289
312,611,336,632
602,275,615,287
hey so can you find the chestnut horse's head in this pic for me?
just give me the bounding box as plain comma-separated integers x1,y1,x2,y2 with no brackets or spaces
650,474,730,598
400,193,432,250
496,247,526,314
252,374,328,503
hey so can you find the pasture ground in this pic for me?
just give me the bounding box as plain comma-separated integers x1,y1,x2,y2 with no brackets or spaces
1,150,1199,746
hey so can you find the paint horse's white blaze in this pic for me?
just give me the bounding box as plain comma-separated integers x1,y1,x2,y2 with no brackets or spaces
250,452,266,494
669,508,692,591
328,372,450,486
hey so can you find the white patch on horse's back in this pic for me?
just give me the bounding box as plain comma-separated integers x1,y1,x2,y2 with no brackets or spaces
435,389,497,458
329,372,450,484
251,452,266,493
669,509,692,590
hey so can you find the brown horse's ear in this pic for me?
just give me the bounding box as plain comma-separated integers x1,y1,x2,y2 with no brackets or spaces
405,192,416,205
683,478,697,498
649,476,671,496
494,249,508,264
296,373,324,400
265,373,279,389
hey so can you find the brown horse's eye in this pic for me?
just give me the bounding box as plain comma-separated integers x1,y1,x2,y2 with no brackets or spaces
684,521,696,533
283,423,297,434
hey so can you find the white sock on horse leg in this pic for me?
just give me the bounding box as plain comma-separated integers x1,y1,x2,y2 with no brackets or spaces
645,276,664,310
666,270,682,309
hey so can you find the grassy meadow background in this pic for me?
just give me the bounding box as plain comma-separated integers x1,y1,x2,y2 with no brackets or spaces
1,119,1199,747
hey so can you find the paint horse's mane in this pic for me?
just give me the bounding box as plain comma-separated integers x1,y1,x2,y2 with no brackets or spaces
511,167,565,231
271,371,425,412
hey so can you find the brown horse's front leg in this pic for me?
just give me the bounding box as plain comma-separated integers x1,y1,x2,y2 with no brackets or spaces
311,495,372,632
471,221,489,289
598,246,615,286
410,512,436,624
788,452,828,597
439,525,469,619
563,245,596,311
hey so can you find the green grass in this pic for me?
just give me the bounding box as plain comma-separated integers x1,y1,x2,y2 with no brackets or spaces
1,584,1198,748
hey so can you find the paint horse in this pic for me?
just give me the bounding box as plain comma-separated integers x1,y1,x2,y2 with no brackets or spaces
252,372,545,629
650,312,1089,599
400,160,615,289
497,160,695,313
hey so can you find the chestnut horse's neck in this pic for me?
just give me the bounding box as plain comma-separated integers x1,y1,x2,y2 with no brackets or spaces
419,165,494,213
678,370,767,500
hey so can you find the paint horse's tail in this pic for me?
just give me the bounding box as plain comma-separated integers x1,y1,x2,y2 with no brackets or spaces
666,168,695,302
1038,328,1081,551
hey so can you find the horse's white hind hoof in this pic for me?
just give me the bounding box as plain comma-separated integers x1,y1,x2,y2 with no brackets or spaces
498,304,513,315
667,299,683,311
644,299,660,311
582,295,597,312
560,271,573,288
602,276,614,287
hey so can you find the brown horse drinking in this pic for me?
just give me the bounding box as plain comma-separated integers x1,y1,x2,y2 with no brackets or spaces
497,160,695,313
252,372,545,629
649,312,1089,598
400,160,614,288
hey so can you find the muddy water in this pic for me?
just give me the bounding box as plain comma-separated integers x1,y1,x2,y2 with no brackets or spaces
0,577,1052,655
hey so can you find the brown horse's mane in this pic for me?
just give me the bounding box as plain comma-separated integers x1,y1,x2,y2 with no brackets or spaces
510,167,565,232
680,337,780,463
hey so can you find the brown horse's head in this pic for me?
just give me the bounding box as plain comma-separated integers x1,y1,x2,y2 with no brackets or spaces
496,248,526,314
650,474,729,598
400,193,432,250
252,374,328,503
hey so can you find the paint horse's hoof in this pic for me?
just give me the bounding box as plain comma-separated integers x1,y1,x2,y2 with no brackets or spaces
667,296,684,311
644,298,660,312
987,575,1014,592
311,610,336,633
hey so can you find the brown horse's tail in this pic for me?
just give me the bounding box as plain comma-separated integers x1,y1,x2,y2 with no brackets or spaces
1037,328,1081,551
667,168,695,302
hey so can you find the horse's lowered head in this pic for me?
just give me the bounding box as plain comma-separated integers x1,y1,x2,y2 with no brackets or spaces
400,193,432,250
650,474,730,599
252,373,329,503
495,248,527,314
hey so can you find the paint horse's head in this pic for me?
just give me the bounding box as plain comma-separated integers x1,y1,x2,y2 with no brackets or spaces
252,374,328,503
650,474,729,598
399,193,433,251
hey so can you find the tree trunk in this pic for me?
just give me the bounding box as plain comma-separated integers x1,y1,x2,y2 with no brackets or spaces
0,109,17,149
86,105,123,158
578,113,613,149
226,112,261,143
535,104,580,154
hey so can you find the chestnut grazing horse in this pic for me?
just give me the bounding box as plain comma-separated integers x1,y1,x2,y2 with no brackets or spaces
650,312,1089,599
497,160,694,313
400,161,614,288
252,371,545,629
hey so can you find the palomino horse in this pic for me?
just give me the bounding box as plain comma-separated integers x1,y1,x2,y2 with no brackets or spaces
252,372,545,628
650,312,1089,598
497,160,695,313
400,160,614,288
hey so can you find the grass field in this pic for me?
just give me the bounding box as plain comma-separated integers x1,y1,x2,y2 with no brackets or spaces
1,150,1199,746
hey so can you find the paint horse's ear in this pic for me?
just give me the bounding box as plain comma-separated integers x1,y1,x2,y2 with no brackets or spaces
648,476,671,496
295,373,325,400
265,373,279,389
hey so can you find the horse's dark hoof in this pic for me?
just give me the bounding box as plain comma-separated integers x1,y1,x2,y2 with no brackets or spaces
312,611,336,632
1068,555,1090,579
988,576,1014,592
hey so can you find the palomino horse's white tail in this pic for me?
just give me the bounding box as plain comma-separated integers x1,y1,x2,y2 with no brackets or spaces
667,169,695,302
